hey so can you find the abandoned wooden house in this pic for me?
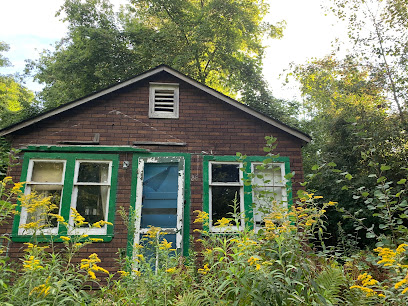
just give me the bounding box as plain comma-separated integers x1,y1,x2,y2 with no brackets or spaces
0,65,311,270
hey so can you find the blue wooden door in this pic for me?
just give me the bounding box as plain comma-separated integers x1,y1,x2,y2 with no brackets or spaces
140,163,178,248
133,158,184,257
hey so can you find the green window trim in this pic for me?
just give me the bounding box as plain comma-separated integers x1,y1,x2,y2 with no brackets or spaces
12,152,119,242
202,155,292,232
127,152,191,258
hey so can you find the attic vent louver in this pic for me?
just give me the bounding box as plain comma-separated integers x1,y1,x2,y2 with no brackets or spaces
149,83,179,119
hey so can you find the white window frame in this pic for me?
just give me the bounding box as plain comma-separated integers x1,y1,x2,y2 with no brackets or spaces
18,159,66,235
149,82,179,119
209,161,245,232
251,162,287,232
69,160,113,235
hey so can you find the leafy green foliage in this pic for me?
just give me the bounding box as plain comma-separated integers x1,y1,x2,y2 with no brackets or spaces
26,0,298,127
295,55,408,248
0,42,40,129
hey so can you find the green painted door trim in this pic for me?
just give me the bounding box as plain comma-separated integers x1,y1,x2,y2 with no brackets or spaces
127,152,191,258
202,155,292,232
12,152,119,242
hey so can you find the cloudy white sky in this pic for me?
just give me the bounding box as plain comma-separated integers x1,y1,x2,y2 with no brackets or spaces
0,0,347,101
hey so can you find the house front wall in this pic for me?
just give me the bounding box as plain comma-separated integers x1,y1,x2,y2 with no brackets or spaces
2,71,305,272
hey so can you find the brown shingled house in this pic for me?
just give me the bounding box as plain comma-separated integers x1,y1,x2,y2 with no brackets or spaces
0,65,310,269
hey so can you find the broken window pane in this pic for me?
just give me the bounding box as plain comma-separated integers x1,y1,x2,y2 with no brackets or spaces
77,162,109,183
211,186,240,226
211,164,240,183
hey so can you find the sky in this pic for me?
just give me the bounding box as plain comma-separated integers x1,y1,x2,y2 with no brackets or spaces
0,0,348,101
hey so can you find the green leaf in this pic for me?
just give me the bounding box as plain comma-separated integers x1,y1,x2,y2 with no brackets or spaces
377,176,386,183
311,165,319,171
327,162,337,167
341,185,349,190
263,147,271,152
397,179,407,185
380,165,391,171
345,173,353,180
366,232,376,239
362,192,369,197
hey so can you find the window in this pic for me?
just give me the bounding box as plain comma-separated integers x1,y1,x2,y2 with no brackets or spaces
14,152,119,241
19,160,66,235
251,163,288,231
209,162,244,231
149,82,179,119
203,156,291,232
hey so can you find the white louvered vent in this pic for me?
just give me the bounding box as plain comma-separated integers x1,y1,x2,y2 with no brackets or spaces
149,83,179,118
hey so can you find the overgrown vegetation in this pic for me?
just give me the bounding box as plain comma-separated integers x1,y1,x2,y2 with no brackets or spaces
0,139,407,305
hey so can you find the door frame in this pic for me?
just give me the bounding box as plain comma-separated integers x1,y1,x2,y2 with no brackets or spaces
128,153,191,258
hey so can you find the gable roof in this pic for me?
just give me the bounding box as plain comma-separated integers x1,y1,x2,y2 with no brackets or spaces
0,65,311,142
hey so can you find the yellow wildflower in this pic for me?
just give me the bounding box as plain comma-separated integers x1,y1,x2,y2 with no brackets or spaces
327,201,337,206
90,238,104,242
374,247,397,266
132,269,141,276
60,236,71,242
198,264,210,275
248,256,260,266
396,244,408,255
12,182,24,194
395,279,407,289
71,208,88,227
402,287,408,295
92,220,113,228
118,270,130,277
214,217,231,227
194,210,209,224
159,238,172,250
23,256,44,271
48,213,65,223
146,226,161,238
378,294,385,298
313,195,323,199
166,267,177,273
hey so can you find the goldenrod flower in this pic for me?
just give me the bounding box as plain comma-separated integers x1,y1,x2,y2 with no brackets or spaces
71,208,88,227
194,210,209,224
198,264,210,275
92,220,113,228
214,217,231,227
166,267,176,273
132,269,141,276
159,238,172,250
60,236,71,242
118,270,130,277
248,256,260,266
90,238,104,242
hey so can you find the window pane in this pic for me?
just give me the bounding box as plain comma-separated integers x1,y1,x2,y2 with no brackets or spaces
253,187,283,224
75,185,108,226
77,162,109,183
252,164,283,186
211,164,240,183
211,186,240,225
31,161,64,183
27,187,62,228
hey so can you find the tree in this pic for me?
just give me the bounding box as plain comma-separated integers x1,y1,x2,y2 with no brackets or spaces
26,0,297,125
0,42,40,129
328,0,408,128
294,55,407,247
